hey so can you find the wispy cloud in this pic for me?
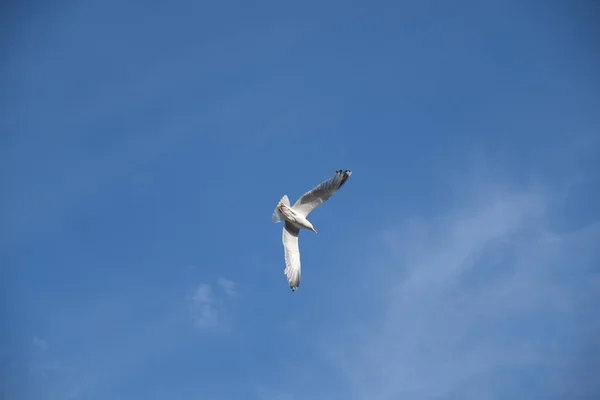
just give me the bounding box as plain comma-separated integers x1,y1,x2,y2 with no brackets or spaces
32,335,48,351
190,278,237,330
341,190,596,399
217,277,237,297
191,284,220,329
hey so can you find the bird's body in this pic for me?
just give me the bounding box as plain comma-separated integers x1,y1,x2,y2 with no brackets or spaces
276,201,316,233
272,169,352,291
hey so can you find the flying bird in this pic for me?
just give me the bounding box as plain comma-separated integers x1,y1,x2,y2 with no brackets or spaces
272,169,352,291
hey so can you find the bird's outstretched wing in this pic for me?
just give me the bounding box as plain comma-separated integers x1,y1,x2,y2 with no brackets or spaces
282,221,301,291
292,169,352,217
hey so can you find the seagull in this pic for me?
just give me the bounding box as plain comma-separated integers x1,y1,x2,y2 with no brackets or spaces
272,169,352,291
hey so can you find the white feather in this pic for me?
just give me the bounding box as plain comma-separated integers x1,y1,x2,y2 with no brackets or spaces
282,222,301,291
272,194,291,223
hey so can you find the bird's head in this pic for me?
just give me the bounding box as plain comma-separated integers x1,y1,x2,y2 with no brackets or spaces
303,219,318,234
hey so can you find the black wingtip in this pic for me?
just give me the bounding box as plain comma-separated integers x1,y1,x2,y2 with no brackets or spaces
336,169,352,187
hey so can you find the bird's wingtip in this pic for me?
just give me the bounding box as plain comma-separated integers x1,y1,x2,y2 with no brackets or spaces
336,169,352,187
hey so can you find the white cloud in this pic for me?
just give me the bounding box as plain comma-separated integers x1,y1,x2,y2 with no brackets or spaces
190,278,237,330
217,277,237,297
191,284,220,329
32,335,48,351
331,190,598,399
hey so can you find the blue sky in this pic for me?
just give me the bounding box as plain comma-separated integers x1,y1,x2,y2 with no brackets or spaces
1,0,599,399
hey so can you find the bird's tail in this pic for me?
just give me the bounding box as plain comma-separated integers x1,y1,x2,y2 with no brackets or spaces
272,195,290,223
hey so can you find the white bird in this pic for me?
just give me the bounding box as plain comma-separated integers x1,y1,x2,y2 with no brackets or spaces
272,169,352,291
